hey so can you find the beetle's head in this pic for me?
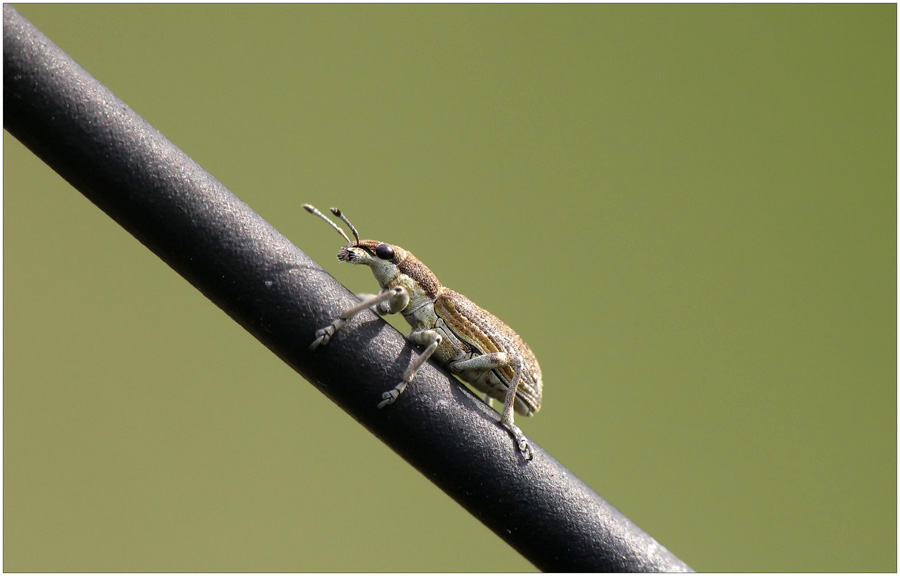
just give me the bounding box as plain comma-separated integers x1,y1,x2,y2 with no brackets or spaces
338,239,408,287
304,204,410,288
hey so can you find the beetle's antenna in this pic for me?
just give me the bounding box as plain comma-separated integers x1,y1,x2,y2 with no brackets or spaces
329,207,360,246
303,203,352,244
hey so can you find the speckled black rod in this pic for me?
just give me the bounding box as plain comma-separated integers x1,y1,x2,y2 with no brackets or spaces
4,6,691,572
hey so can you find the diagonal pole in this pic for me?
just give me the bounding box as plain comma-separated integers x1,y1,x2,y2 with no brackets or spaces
4,5,691,572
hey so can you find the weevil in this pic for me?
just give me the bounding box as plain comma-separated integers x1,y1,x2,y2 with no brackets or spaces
303,204,542,460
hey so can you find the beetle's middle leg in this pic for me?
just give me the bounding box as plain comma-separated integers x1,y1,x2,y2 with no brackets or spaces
377,329,442,408
448,353,533,460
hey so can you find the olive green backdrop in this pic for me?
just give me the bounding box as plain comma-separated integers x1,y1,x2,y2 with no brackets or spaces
4,4,896,572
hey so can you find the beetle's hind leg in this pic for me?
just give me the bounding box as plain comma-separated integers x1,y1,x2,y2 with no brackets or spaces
448,353,533,460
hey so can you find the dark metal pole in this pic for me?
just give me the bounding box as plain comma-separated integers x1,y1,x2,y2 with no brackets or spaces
4,5,691,572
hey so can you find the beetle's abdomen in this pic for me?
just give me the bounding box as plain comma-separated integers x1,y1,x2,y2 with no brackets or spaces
434,289,542,415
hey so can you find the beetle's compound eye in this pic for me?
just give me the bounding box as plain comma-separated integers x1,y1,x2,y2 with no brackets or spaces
375,243,395,260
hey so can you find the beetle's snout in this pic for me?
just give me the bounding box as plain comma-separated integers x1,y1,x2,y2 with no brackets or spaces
337,245,366,264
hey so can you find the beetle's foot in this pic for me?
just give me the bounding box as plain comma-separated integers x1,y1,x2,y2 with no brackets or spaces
377,381,408,409
503,422,533,461
309,319,345,350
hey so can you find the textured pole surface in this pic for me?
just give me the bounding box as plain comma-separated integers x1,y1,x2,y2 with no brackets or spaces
4,5,691,572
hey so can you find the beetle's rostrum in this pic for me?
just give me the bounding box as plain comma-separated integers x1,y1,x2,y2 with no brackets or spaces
303,204,542,460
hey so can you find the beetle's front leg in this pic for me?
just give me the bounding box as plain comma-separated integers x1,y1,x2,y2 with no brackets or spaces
310,286,409,350
449,353,532,460
377,329,442,409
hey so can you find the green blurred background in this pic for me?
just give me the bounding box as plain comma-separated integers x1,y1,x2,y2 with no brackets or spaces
4,4,896,572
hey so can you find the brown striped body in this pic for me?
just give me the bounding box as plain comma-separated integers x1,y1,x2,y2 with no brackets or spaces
430,290,541,416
